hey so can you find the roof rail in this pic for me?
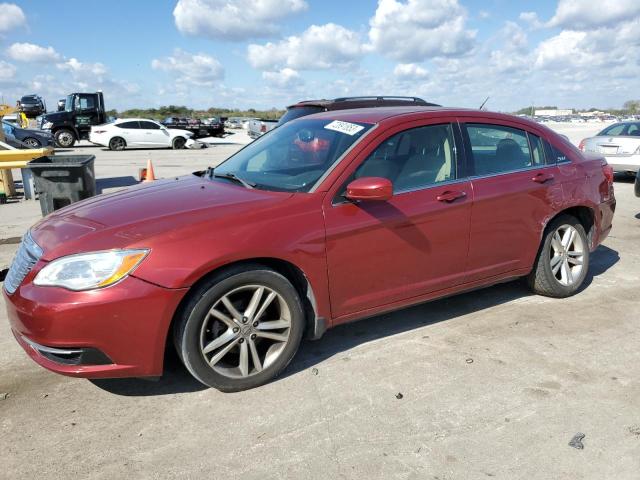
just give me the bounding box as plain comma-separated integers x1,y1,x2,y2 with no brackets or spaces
333,96,428,103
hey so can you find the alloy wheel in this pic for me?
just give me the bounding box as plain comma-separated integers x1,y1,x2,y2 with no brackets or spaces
23,138,41,148
110,138,125,150
549,224,585,286
199,284,291,379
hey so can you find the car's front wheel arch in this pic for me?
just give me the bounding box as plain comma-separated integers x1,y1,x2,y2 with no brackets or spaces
165,257,323,366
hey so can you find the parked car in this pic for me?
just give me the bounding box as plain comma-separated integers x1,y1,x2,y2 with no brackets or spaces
3,107,615,391
19,94,46,118
2,120,53,148
579,122,640,175
247,118,278,139
248,96,439,139
89,118,193,150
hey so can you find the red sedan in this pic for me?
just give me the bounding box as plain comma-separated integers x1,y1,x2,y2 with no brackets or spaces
3,107,616,391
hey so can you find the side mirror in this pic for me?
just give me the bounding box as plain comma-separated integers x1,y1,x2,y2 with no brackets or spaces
346,177,393,202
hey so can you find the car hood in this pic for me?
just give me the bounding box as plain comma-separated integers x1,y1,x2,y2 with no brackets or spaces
41,110,70,123
31,174,292,261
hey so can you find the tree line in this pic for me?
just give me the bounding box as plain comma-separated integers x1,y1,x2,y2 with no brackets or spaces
105,105,285,120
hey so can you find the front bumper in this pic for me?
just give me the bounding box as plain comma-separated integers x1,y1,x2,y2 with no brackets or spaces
4,275,187,378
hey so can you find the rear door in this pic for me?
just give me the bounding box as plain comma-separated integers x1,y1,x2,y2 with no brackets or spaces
323,120,472,319
460,119,563,281
115,121,142,146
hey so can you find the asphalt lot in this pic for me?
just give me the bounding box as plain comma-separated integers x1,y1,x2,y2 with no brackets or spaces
1,124,640,479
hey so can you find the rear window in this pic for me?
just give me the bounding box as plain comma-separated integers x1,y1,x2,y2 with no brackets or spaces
117,121,140,129
279,106,325,125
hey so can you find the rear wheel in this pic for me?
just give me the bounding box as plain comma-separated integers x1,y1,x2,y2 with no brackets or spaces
54,129,76,148
22,137,41,148
528,215,589,297
108,137,126,151
174,265,305,391
172,136,186,149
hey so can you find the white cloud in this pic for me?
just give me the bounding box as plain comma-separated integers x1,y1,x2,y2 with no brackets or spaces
367,0,476,62
0,3,26,33
393,63,428,79
548,0,640,29
519,11,542,29
262,68,302,88
57,58,107,76
0,60,17,81
173,0,307,40
152,49,224,86
7,43,61,63
248,23,363,71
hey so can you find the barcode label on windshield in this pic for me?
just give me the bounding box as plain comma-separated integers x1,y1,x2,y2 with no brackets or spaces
324,120,365,136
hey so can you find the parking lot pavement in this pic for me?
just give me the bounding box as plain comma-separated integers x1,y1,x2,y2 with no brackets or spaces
1,169,639,478
1,139,246,240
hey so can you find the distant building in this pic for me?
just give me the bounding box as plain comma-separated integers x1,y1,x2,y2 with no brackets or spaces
535,109,573,117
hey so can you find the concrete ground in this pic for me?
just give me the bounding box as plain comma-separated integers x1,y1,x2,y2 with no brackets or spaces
1,123,639,479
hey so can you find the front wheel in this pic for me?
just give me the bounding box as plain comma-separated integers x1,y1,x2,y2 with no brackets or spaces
528,215,589,297
54,129,76,148
172,137,186,149
174,265,305,391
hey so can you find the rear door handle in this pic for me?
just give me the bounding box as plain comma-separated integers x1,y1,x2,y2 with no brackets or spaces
532,172,554,183
436,190,467,203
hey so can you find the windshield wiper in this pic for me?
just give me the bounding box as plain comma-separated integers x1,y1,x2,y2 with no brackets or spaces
211,170,256,189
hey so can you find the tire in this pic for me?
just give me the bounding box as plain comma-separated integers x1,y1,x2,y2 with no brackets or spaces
22,137,41,148
527,214,589,298
54,129,76,148
174,264,305,392
172,136,186,149
108,137,126,151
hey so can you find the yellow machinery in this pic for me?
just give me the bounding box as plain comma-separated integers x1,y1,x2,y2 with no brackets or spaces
0,104,54,198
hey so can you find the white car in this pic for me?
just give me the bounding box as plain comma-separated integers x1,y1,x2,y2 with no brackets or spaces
89,118,194,150
579,121,640,174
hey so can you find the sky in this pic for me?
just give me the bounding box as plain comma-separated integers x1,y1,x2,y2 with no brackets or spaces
0,0,638,112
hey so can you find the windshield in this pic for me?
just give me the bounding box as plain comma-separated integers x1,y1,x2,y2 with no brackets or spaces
213,118,372,192
64,95,74,112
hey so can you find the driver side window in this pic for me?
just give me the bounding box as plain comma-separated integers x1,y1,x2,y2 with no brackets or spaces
353,123,457,193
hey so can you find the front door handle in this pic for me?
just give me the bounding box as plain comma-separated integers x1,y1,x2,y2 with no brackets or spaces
436,190,467,203
532,172,554,184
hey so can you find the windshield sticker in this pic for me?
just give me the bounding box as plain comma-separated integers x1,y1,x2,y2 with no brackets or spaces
324,120,365,136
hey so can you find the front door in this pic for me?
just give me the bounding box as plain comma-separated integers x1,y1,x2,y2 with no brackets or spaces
323,121,472,319
139,121,169,147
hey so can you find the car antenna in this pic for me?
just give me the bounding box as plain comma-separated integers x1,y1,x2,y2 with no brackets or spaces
479,96,490,110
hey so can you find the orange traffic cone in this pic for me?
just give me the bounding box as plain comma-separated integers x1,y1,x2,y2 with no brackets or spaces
144,159,156,182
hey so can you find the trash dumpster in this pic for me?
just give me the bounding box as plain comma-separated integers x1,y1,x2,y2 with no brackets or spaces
28,155,96,216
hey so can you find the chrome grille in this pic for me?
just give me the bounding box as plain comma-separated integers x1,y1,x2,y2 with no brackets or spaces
3,232,43,295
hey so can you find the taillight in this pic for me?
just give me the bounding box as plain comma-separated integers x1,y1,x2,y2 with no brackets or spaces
578,139,586,151
602,162,614,185
260,124,266,133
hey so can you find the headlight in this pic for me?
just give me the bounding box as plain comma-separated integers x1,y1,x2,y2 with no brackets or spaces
42,121,53,129
34,249,149,291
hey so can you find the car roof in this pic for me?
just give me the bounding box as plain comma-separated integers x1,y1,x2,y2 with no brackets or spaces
304,106,539,127
116,118,159,123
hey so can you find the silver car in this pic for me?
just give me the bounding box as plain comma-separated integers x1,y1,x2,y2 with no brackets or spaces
580,122,640,174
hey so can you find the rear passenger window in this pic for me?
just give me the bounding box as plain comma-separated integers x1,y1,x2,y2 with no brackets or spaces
117,121,140,129
544,140,569,164
466,124,533,176
353,123,457,193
